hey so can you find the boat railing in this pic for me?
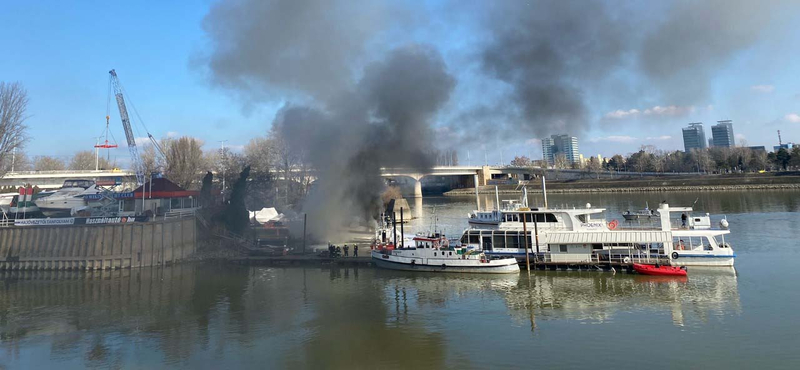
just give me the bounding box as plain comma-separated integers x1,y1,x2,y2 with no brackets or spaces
533,252,669,265
0,212,10,228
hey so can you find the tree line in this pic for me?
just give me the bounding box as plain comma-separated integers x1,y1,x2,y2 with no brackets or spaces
510,145,800,174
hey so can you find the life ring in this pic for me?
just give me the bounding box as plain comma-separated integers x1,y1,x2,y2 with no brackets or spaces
671,252,679,259
623,257,631,264
441,264,446,269
608,219,619,230
433,241,440,248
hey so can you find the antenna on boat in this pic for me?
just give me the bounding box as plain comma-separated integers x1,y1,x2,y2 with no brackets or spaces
495,186,500,211
541,176,548,209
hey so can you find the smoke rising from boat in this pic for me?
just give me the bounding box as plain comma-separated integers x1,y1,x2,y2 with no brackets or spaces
198,0,795,236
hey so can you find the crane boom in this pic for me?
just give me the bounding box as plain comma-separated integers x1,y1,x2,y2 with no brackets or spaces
109,69,145,186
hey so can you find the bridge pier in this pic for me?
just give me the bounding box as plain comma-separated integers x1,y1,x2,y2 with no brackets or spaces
412,178,422,198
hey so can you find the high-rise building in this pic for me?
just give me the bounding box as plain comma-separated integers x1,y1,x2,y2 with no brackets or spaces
682,123,707,153
541,134,579,165
711,120,735,147
541,137,554,165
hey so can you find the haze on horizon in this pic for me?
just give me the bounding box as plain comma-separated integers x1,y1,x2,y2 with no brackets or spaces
1,0,799,166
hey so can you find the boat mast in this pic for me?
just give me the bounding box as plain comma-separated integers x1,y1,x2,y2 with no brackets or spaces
541,176,548,209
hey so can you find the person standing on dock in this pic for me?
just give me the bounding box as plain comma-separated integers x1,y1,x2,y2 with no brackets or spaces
335,246,342,258
354,244,358,257
344,245,349,257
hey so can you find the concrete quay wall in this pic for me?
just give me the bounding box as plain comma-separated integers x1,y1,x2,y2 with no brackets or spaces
0,217,196,270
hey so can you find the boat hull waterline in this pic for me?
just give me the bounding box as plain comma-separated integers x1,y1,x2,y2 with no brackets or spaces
371,251,520,274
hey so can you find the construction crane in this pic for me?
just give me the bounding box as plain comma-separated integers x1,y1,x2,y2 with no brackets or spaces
108,69,167,186
108,69,145,185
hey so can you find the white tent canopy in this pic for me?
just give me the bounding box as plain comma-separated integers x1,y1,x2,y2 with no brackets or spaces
249,207,281,224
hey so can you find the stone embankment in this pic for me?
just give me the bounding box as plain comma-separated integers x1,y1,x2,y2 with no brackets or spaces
0,217,196,270
446,183,800,195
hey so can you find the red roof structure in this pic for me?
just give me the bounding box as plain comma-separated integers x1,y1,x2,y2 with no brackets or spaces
133,178,199,198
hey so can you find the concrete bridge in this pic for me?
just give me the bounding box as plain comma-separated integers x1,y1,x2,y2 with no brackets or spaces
379,166,542,198
0,166,541,196
0,170,137,190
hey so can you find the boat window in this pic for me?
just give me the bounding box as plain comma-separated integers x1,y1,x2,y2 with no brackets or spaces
434,252,437,256
449,252,452,256
493,232,505,249
506,232,521,250
578,215,587,223
512,213,519,222
468,232,480,244
559,245,568,253
482,235,492,250
592,243,603,250
545,213,558,222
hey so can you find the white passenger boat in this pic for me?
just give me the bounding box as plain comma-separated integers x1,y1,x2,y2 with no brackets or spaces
461,190,735,267
35,179,101,217
371,233,520,274
0,192,16,213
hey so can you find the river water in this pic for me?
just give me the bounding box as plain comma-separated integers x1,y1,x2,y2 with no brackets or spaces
2,190,799,369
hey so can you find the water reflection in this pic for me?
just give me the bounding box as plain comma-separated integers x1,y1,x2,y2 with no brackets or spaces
0,263,742,368
0,264,451,369
375,268,740,330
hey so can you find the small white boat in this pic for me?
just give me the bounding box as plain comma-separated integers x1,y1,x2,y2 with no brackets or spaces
371,233,520,274
0,192,16,213
35,179,100,217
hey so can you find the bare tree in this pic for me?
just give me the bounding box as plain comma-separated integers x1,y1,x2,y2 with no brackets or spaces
69,150,112,170
586,156,602,178
0,82,29,176
33,155,66,171
140,143,167,177
510,155,532,167
205,146,246,192
164,136,205,189
244,136,274,173
1,149,31,172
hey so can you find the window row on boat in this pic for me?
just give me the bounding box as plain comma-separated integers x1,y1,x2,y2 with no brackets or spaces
501,212,559,223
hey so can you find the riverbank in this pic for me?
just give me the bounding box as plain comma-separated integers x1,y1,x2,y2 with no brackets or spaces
445,173,800,195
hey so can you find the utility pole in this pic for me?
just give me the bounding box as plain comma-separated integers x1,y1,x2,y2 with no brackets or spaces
95,137,100,171
219,140,228,199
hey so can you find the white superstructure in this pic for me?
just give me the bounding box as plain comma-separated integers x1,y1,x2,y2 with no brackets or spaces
34,179,100,217
461,199,735,267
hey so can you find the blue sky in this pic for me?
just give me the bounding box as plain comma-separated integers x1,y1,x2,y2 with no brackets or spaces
2,0,799,166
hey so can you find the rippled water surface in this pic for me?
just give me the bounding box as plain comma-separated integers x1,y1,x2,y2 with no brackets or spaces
2,190,799,369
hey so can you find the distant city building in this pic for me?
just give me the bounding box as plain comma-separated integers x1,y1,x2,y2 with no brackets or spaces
541,134,579,165
773,143,796,152
682,123,707,153
708,138,714,147
711,120,735,147
748,146,766,152
541,137,555,164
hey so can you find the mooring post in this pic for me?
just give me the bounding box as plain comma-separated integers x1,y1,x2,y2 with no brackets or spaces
523,212,530,272
534,215,540,262
392,212,397,248
400,207,404,248
302,213,307,255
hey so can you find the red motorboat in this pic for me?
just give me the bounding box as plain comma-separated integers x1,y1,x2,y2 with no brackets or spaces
632,263,687,277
